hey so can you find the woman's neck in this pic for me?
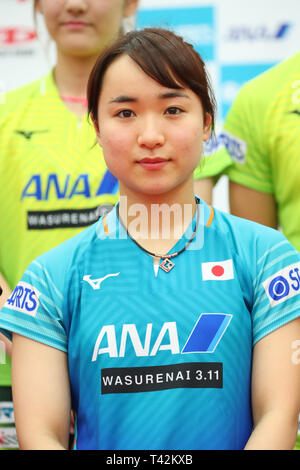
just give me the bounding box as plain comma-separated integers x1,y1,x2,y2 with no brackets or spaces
53,51,98,117
118,184,197,252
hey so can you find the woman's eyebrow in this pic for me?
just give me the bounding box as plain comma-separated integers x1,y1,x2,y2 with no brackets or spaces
158,91,190,100
109,95,137,104
108,91,190,104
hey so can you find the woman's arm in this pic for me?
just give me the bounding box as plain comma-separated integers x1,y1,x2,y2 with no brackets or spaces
12,333,71,450
245,318,300,450
229,181,278,228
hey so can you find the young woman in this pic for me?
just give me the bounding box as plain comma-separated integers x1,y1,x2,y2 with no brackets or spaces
0,28,299,450
0,0,138,450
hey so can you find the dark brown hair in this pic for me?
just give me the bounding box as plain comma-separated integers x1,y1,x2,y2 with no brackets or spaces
87,27,216,130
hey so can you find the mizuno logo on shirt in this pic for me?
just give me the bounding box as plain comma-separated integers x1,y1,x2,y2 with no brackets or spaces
289,110,300,116
15,129,49,140
83,273,120,290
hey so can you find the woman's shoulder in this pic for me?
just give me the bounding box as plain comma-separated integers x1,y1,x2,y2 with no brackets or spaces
37,220,100,269
0,73,54,118
211,206,294,258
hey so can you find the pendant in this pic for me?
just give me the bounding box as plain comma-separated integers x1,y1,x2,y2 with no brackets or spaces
160,258,175,273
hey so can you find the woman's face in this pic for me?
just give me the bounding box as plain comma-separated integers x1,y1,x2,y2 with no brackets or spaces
95,54,212,200
35,0,138,57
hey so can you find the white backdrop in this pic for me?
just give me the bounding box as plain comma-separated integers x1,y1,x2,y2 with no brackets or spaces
1,0,300,211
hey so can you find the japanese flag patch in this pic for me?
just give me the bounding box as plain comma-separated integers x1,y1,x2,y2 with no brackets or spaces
202,259,234,281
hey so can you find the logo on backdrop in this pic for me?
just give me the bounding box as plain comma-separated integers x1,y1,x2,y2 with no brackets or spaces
0,27,36,46
137,6,215,61
220,63,276,119
226,23,291,41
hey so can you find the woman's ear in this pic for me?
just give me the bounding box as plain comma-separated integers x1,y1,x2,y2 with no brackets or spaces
203,113,212,142
91,114,102,147
124,0,139,19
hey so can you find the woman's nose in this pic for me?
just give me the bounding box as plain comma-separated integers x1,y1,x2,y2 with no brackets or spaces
137,117,165,149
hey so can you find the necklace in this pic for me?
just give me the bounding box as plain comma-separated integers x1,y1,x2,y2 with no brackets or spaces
117,199,200,273
61,95,88,107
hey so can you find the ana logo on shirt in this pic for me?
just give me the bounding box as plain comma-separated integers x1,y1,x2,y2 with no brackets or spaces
21,171,118,201
92,313,233,361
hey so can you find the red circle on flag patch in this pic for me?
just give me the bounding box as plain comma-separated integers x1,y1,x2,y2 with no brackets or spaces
211,265,224,277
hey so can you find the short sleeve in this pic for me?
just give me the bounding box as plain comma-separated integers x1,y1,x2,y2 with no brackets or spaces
0,259,68,352
194,142,233,180
251,230,300,345
223,82,274,194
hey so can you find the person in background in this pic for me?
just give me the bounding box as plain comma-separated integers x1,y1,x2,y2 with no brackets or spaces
0,0,139,450
0,28,299,450
193,50,300,449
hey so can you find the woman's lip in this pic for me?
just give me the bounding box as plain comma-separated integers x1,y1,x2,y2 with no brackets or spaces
137,158,170,170
62,21,89,28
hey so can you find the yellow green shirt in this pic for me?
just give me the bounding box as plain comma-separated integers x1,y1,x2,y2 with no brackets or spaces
0,72,118,385
195,51,300,253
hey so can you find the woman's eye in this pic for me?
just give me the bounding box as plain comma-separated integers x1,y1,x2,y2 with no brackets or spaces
165,107,183,115
116,109,135,118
